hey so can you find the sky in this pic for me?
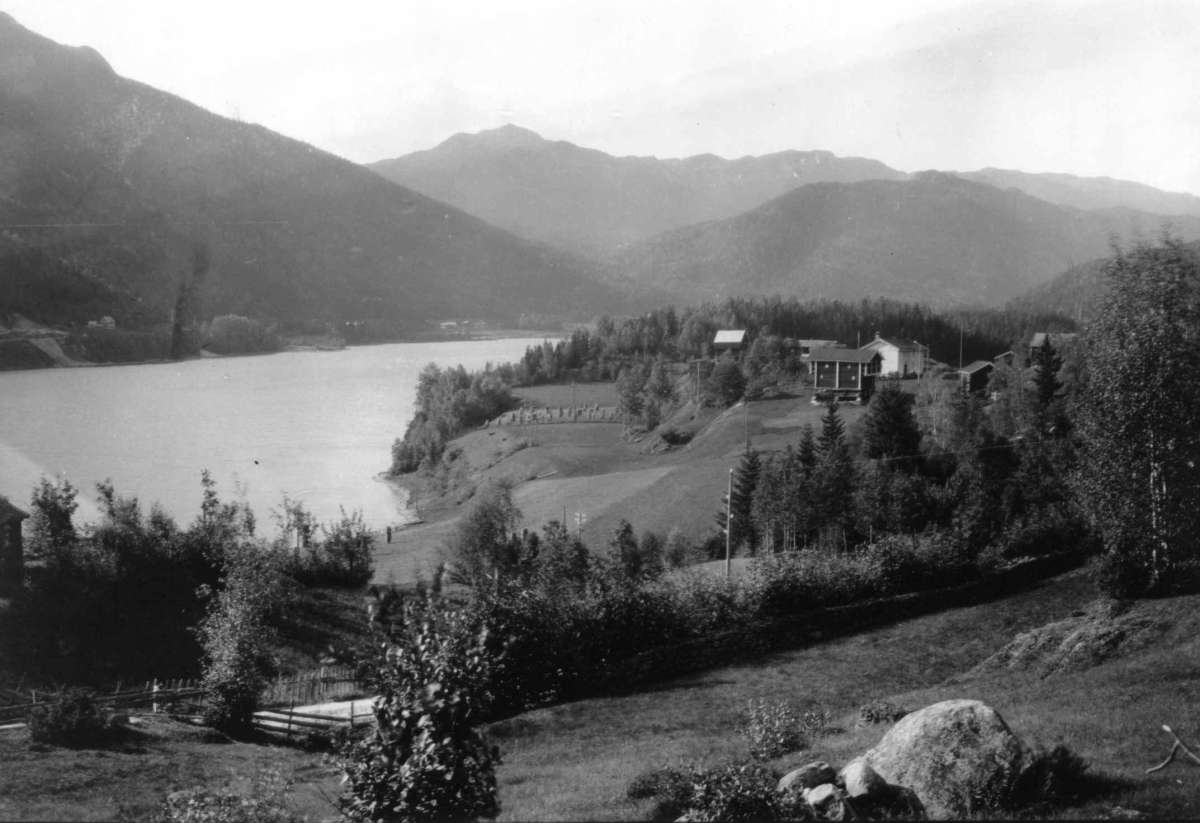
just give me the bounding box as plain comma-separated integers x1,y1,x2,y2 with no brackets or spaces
6,0,1200,194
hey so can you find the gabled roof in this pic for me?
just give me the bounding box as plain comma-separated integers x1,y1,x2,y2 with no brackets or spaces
863,335,928,352
713,329,747,345
0,497,29,523
809,347,882,364
958,360,994,375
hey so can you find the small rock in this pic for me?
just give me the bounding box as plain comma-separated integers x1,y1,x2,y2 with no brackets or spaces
840,757,888,799
778,760,838,793
804,783,848,820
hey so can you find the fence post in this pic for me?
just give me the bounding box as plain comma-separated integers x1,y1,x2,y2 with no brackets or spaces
152,679,159,714
286,699,294,740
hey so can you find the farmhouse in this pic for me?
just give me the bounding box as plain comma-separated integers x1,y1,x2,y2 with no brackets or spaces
0,496,28,593
861,333,929,377
807,347,882,403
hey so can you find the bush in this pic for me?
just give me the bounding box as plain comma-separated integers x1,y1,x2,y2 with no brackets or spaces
199,551,284,735
1016,744,1091,806
742,699,806,761
683,763,805,822
202,315,282,355
339,597,502,822
158,768,300,823
858,699,908,725
29,688,108,747
627,767,693,821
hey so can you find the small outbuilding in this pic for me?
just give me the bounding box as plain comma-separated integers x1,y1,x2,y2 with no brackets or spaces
957,360,995,394
0,497,28,593
713,329,747,354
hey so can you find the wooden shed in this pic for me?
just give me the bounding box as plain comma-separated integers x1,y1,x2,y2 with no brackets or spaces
0,497,28,593
807,347,882,403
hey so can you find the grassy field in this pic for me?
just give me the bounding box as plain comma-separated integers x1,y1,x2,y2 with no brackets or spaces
380,386,871,586
515,382,619,408
9,565,1199,820
486,566,1200,821
0,717,341,822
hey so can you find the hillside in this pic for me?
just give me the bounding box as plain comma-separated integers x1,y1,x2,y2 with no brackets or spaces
0,15,634,335
609,172,1200,307
369,125,907,255
958,168,1200,218
1007,238,1200,322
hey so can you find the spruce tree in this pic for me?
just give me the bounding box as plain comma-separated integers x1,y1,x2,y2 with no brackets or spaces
860,380,921,469
813,404,856,543
730,448,760,553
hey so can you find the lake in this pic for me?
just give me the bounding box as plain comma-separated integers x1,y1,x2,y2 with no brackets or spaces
0,339,545,529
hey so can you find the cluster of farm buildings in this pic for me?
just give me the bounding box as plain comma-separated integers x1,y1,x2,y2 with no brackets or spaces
714,329,1073,405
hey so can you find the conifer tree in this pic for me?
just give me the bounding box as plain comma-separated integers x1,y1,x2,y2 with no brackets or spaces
813,404,856,542
729,448,760,553
860,380,921,469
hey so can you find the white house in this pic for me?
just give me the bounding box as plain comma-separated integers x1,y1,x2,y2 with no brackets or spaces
860,333,929,377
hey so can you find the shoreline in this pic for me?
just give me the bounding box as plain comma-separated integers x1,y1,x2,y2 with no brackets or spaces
0,329,564,373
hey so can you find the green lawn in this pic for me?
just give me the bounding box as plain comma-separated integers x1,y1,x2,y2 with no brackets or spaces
487,566,1200,821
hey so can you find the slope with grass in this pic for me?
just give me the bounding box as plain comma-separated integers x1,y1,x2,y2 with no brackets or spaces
376,385,867,584
488,565,1200,820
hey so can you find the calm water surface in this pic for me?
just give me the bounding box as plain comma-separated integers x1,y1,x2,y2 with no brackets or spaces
0,339,543,527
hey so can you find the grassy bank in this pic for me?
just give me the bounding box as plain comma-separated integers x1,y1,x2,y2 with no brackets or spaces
486,565,1198,820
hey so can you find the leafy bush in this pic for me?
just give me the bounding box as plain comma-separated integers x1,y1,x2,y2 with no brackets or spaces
198,550,284,735
339,596,502,823
682,763,807,822
28,688,108,747
286,508,375,587
659,427,693,446
742,699,806,760
202,315,282,355
858,699,908,725
1015,744,1091,806
158,768,300,823
627,767,693,821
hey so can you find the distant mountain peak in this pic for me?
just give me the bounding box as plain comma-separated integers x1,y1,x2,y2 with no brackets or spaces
442,123,547,151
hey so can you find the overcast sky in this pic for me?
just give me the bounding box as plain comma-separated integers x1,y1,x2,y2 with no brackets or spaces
7,0,1200,194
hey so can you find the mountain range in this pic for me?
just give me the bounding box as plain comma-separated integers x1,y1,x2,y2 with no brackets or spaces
0,13,634,334
4,11,1199,338
370,125,906,255
606,172,1200,305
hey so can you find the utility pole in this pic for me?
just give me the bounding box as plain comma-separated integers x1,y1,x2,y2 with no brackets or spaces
959,320,964,370
725,467,734,580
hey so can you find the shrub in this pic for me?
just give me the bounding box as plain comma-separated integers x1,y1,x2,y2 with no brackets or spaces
659,427,693,446
158,768,300,823
339,597,502,822
198,550,284,735
627,767,693,821
1014,744,1091,806
683,763,803,822
28,688,108,747
742,699,807,760
858,699,908,725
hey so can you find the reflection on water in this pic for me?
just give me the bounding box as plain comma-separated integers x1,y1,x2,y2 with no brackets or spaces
0,339,543,529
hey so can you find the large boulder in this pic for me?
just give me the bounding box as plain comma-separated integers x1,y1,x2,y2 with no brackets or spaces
864,699,1029,819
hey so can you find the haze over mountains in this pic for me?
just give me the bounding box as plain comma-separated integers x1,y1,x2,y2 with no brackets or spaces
4,10,1200,340
0,13,632,334
370,125,906,255
374,125,1200,306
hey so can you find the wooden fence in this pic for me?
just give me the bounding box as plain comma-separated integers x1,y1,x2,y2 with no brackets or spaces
260,665,368,708
0,678,206,723
252,700,372,740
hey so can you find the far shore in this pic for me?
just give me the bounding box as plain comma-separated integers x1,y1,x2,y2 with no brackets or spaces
0,327,563,373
